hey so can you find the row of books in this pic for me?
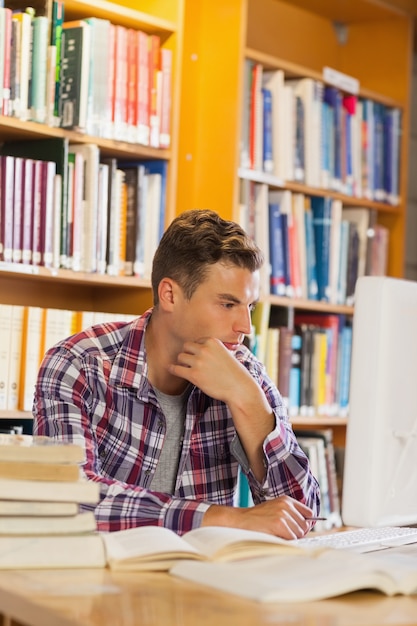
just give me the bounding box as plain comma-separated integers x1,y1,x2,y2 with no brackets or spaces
0,303,136,412
240,181,389,303
241,62,401,205
297,429,342,531
0,2,172,147
252,305,353,418
237,427,342,531
0,139,167,277
0,433,106,569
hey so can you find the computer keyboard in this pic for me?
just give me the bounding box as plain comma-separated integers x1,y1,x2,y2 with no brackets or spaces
295,526,417,553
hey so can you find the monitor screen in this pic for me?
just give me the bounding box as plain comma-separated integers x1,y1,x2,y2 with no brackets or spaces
342,275,417,527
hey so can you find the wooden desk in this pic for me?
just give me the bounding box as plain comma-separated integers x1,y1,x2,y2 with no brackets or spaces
0,568,416,626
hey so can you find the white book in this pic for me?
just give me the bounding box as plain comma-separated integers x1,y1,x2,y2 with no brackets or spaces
20,306,43,412
171,547,417,602
0,305,12,410
262,69,286,180
30,16,49,123
69,144,100,273
85,18,112,138
97,162,109,274
0,534,105,569
143,172,162,280
6,305,24,411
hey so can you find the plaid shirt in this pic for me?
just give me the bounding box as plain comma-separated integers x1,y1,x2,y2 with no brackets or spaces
33,309,320,535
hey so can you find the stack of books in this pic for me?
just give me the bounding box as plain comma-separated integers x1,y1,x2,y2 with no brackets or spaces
0,433,105,569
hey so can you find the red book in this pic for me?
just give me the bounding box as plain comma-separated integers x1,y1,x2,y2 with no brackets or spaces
148,34,161,148
12,156,24,263
2,8,12,116
112,24,128,140
126,28,137,137
21,158,34,265
249,63,263,170
31,160,43,266
136,30,150,145
0,155,15,262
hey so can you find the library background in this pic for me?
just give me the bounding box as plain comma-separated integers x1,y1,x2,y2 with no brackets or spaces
0,0,416,528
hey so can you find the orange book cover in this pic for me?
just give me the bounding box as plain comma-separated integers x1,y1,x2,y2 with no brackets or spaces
126,28,137,136
159,47,172,149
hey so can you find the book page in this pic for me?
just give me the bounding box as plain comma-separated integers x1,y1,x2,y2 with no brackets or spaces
171,549,401,602
182,526,303,561
101,526,201,569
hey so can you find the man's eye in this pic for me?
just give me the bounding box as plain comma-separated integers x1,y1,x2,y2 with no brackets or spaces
222,302,234,309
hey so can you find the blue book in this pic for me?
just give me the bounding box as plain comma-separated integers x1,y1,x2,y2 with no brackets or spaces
373,102,385,202
262,87,273,173
140,160,167,241
304,200,318,300
337,323,353,416
311,196,332,302
280,211,292,297
323,86,342,191
289,333,302,417
268,202,286,296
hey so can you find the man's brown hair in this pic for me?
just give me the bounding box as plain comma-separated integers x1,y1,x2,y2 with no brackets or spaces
151,209,264,305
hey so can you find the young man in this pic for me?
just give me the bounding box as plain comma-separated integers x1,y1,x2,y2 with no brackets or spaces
33,210,320,538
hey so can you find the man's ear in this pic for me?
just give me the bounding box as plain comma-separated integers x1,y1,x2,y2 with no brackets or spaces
158,278,177,310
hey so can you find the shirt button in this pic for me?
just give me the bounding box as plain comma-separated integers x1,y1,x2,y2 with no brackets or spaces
259,488,268,497
144,469,151,476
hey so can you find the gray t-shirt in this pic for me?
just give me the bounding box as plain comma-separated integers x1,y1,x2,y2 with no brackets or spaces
150,386,189,493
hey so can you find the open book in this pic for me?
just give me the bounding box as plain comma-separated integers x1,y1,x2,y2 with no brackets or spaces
101,525,310,571
171,544,417,602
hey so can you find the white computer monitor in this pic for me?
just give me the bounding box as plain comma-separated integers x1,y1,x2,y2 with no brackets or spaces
342,275,417,527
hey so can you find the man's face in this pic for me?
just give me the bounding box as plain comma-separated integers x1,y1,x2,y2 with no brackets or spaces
172,262,260,349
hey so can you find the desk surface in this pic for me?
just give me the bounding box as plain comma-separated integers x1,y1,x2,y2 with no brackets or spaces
0,567,416,626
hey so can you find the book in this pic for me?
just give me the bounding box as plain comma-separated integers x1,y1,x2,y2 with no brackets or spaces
101,525,308,572
0,434,85,463
311,196,332,302
276,326,293,408
30,15,49,123
6,304,24,411
0,459,80,482
268,198,286,296
0,511,96,535
0,477,99,503
60,20,91,132
171,546,417,602
0,500,79,517
84,17,112,138
0,137,69,270
0,534,105,569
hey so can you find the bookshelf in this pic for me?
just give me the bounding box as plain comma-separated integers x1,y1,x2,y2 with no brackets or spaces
176,0,415,455
0,0,184,317
0,0,185,417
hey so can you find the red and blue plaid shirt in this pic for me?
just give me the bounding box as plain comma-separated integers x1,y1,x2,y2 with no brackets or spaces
33,309,320,535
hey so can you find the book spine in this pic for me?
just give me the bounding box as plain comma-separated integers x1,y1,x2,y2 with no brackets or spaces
12,156,24,263
30,15,49,123
136,30,150,146
51,0,64,122
268,201,286,296
0,155,15,263
159,47,172,149
1,8,12,116
261,87,273,173
148,34,161,148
